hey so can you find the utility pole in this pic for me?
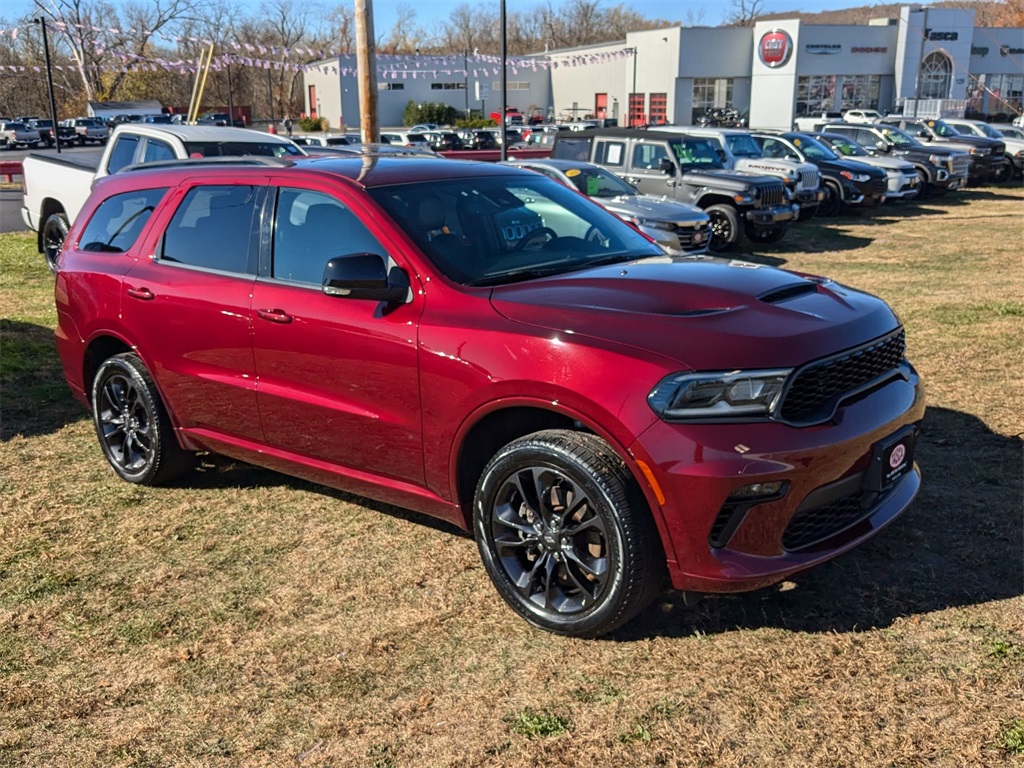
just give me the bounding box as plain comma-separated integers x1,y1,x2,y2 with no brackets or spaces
627,47,638,127
226,58,235,126
354,0,379,142
500,0,507,160
35,17,61,154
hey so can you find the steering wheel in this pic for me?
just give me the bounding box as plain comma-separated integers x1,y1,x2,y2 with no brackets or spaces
584,226,609,246
513,227,558,252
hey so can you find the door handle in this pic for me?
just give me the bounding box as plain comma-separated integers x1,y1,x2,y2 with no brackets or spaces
626,177,640,184
127,287,154,300
257,308,293,324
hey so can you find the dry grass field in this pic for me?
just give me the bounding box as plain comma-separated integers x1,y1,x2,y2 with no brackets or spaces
1,186,1022,768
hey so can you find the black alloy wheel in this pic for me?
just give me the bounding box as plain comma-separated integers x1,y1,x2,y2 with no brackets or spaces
42,212,69,274
705,204,739,251
474,430,662,637
91,353,190,485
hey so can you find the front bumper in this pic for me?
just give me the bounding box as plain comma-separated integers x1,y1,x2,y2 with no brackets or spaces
884,170,920,199
744,202,799,226
649,220,712,255
630,365,925,594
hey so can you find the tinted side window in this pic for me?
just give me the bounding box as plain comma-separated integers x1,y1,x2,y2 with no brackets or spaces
106,136,140,173
142,138,175,164
272,189,384,285
160,185,260,274
79,188,167,253
631,143,670,170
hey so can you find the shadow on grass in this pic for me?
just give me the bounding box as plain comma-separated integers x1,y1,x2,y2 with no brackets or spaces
618,404,1023,640
0,319,86,440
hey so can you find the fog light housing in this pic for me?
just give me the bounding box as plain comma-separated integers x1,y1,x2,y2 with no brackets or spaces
728,481,786,500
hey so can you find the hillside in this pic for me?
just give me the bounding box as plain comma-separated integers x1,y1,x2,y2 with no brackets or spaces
754,1,1021,27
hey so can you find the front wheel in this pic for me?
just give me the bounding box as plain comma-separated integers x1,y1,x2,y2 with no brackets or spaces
42,212,69,274
474,430,663,637
992,162,1012,184
745,222,789,244
705,204,740,251
817,182,843,217
91,353,190,485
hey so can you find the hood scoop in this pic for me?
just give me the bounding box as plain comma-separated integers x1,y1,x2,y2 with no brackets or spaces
759,283,818,304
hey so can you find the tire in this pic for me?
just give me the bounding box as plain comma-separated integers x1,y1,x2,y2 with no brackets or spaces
745,221,789,244
91,353,190,485
705,204,741,251
816,181,843,217
992,162,1012,184
914,168,932,199
473,430,663,637
78,135,85,146
42,212,69,274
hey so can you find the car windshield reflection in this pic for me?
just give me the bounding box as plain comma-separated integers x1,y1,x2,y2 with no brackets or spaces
367,176,661,285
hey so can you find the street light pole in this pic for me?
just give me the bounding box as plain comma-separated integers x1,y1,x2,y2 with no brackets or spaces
500,0,507,160
34,17,61,154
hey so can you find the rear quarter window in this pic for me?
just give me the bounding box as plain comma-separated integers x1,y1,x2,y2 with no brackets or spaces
79,188,168,253
551,136,593,161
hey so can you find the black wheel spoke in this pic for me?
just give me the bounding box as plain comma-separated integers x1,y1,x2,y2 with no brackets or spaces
494,502,535,536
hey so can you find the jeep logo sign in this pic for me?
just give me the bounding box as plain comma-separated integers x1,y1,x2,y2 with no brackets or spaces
759,29,794,68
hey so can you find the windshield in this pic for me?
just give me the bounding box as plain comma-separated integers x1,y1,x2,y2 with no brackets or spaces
970,123,1002,139
823,135,867,156
183,141,304,158
930,120,962,138
671,137,724,169
367,175,661,286
879,126,919,148
561,166,637,198
791,135,838,160
723,133,762,158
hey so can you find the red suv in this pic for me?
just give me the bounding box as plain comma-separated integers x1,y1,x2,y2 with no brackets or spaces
54,155,925,637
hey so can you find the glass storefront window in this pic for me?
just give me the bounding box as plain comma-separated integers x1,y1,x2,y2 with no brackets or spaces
796,75,836,115
692,78,734,123
840,75,881,111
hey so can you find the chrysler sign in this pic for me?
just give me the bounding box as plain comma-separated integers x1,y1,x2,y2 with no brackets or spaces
759,29,794,68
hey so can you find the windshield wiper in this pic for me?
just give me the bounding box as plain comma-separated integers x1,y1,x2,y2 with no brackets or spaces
465,254,637,287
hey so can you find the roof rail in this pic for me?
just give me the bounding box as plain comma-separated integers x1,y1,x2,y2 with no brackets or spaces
118,156,294,174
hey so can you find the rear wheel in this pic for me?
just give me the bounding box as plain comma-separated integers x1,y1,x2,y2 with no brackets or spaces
91,353,190,485
705,204,740,251
745,222,789,244
474,430,662,637
42,212,69,274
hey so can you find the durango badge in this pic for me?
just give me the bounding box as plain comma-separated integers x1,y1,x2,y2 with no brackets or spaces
759,29,794,68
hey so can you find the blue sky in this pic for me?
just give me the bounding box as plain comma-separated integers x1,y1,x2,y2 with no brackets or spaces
5,1,914,36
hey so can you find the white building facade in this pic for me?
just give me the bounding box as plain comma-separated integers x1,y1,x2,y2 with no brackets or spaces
304,6,1023,130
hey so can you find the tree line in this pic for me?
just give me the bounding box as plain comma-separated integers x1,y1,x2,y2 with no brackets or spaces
0,0,678,121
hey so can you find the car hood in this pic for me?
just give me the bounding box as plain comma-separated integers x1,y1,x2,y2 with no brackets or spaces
599,195,709,223
489,257,900,370
852,155,916,172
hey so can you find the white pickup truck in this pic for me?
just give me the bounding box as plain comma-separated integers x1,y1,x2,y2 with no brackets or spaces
22,124,305,271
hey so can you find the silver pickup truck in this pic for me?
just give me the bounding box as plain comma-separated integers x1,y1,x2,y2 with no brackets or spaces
22,124,304,271
669,127,825,219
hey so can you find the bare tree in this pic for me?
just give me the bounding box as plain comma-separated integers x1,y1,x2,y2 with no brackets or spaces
726,0,765,27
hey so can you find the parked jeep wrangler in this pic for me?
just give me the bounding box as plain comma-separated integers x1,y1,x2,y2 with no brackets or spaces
552,128,798,249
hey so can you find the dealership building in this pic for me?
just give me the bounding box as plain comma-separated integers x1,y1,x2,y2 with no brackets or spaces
304,5,1023,129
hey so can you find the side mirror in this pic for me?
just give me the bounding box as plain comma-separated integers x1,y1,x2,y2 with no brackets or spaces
658,157,676,175
875,140,890,153
322,253,409,304
917,130,930,140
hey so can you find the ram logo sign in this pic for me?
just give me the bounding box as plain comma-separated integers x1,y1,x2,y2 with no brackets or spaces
759,29,794,68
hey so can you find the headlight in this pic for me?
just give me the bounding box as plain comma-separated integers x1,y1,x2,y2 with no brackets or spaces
648,369,791,420
632,217,675,231
840,170,872,182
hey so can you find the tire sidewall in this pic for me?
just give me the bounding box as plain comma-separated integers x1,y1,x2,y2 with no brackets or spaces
473,438,634,636
43,213,69,273
91,354,166,485
706,204,739,251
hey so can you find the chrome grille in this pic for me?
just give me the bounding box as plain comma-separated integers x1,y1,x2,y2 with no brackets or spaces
798,169,819,191
951,155,970,176
676,222,711,252
780,329,906,424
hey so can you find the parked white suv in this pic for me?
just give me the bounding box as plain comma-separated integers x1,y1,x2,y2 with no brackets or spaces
380,130,433,150
843,109,884,124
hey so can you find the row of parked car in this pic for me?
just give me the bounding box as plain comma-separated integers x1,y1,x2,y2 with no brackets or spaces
534,119,1015,252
